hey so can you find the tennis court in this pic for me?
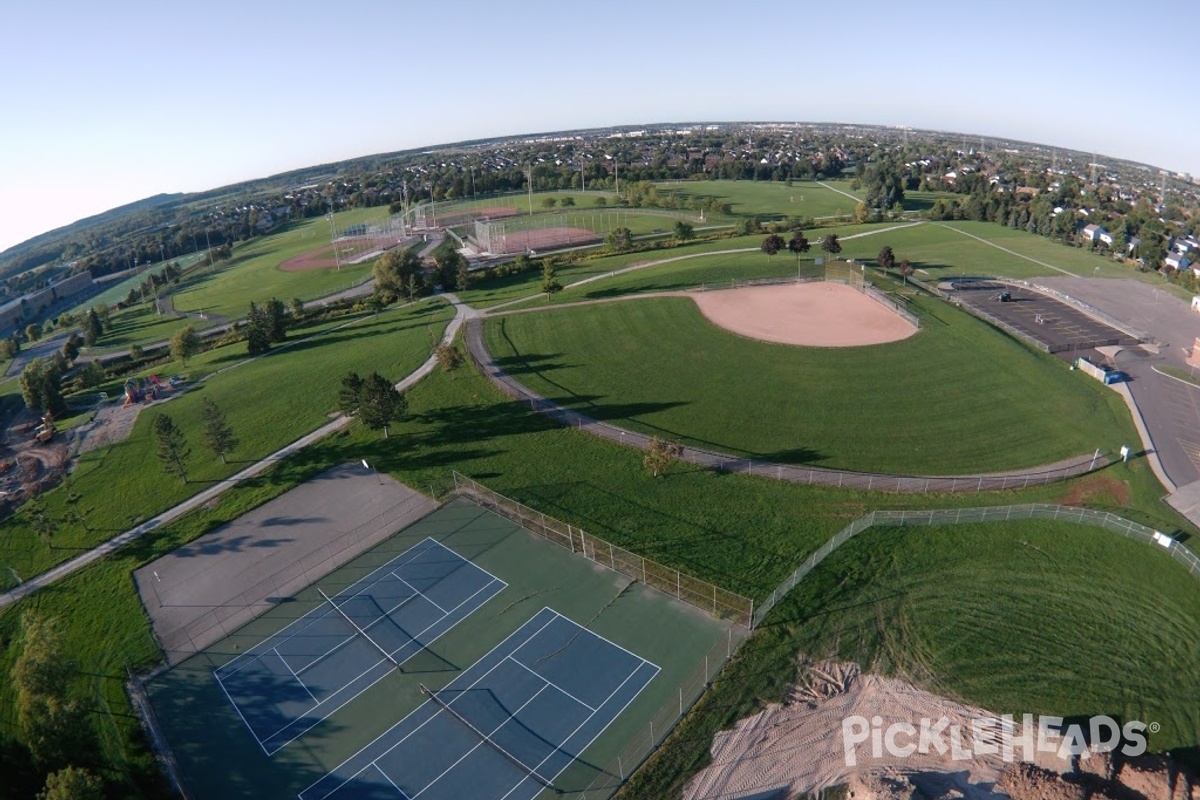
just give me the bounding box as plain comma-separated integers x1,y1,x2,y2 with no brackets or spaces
299,607,659,800
215,538,506,755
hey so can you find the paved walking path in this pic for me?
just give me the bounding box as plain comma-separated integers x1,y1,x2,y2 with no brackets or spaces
0,297,469,610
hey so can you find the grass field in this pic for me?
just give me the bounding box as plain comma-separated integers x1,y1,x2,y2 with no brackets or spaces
68,253,208,317
483,293,1136,474
626,517,1200,797
458,223,894,310
90,304,215,352
169,207,384,318
0,299,454,583
0,334,1193,798
654,179,862,221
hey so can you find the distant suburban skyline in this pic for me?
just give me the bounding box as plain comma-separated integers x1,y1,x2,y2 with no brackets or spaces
3,0,1197,254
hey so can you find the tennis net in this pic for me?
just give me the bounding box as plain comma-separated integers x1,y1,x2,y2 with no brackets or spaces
318,588,402,670
419,683,562,794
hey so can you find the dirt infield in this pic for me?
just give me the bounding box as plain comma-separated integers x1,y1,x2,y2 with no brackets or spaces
497,226,601,254
691,281,918,347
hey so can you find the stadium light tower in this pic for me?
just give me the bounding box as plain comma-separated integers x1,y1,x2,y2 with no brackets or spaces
327,199,342,271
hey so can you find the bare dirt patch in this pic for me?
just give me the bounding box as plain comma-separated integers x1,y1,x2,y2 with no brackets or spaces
691,282,918,347
1059,475,1132,508
279,239,396,272
684,658,1195,800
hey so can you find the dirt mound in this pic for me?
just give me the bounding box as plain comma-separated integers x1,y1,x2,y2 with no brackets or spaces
683,659,1196,800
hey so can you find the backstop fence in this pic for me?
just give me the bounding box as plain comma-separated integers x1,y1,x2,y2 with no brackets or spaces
451,472,755,627
753,503,1200,628
824,260,866,288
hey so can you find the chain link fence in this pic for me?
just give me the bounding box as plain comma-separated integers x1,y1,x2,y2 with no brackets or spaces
754,503,1200,627
452,472,753,627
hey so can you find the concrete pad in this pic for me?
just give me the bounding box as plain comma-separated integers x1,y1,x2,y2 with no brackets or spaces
134,462,437,664
1167,479,1200,530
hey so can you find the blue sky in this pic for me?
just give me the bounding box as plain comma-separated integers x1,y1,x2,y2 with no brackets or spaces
1,0,1196,254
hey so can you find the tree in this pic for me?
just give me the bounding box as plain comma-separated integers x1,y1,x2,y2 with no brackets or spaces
265,297,288,342
365,292,386,315
877,245,896,273
200,397,238,464
560,196,575,207
542,197,558,209
788,232,811,262
593,196,607,207
169,324,200,365
820,234,842,255
129,343,145,362
152,413,190,482
290,297,306,320
435,248,466,290
436,343,464,371
541,262,562,299
245,302,271,355
456,259,471,292
760,234,785,260
606,226,633,253
20,358,64,416
374,247,425,297
644,437,684,477
77,360,105,390
1,336,19,359
673,221,695,243
898,258,914,284
37,766,104,800
61,333,81,363
25,321,42,342
357,372,406,438
338,372,364,416
12,613,87,768
82,308,103,347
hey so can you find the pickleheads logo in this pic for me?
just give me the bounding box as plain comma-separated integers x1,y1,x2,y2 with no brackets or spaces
842,714,1154,766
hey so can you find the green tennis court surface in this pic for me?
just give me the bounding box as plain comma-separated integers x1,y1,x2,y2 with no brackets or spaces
146,497,735,800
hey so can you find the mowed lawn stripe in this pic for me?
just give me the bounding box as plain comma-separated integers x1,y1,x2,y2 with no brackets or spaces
483,294,1132,474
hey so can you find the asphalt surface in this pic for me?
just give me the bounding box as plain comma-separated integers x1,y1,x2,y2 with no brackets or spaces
1035,277,1200,490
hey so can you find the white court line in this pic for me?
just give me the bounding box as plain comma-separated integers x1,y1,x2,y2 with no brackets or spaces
267,576,507,755
403,685,552,800
275,648,318,703
294,585,425,677
299,610,559,800
503,655,596,712
212,669,271,757
497,659,662,800
217,537,442,678
393,573,449,615
368,763,409,799
543,607,658,669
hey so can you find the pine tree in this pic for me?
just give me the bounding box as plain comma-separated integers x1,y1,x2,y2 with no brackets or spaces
82,309,103,347
357,372,406,438
338,372,364,416
245,302,271,355
200,398,238,464
152,413,190,482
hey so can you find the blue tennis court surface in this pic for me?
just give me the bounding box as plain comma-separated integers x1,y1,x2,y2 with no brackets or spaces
214,538,506,755
299,607,660,800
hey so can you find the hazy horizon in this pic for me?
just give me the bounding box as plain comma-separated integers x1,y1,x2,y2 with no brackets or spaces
4,0,1197,254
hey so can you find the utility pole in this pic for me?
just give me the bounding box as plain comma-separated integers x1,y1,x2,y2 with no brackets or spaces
327,199,342,271
527,165,533,216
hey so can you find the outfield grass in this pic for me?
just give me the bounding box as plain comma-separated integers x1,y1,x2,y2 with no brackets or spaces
654,179,863,221
458,223,893,310
0,336,1193,798
169,207,384,318
0,299,454,582
483,294,1137,474
626,517,1200,798
837,220,1172,288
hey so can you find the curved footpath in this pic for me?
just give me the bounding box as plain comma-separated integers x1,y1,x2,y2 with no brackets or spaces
462,314,1109,493
0,295,471,610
